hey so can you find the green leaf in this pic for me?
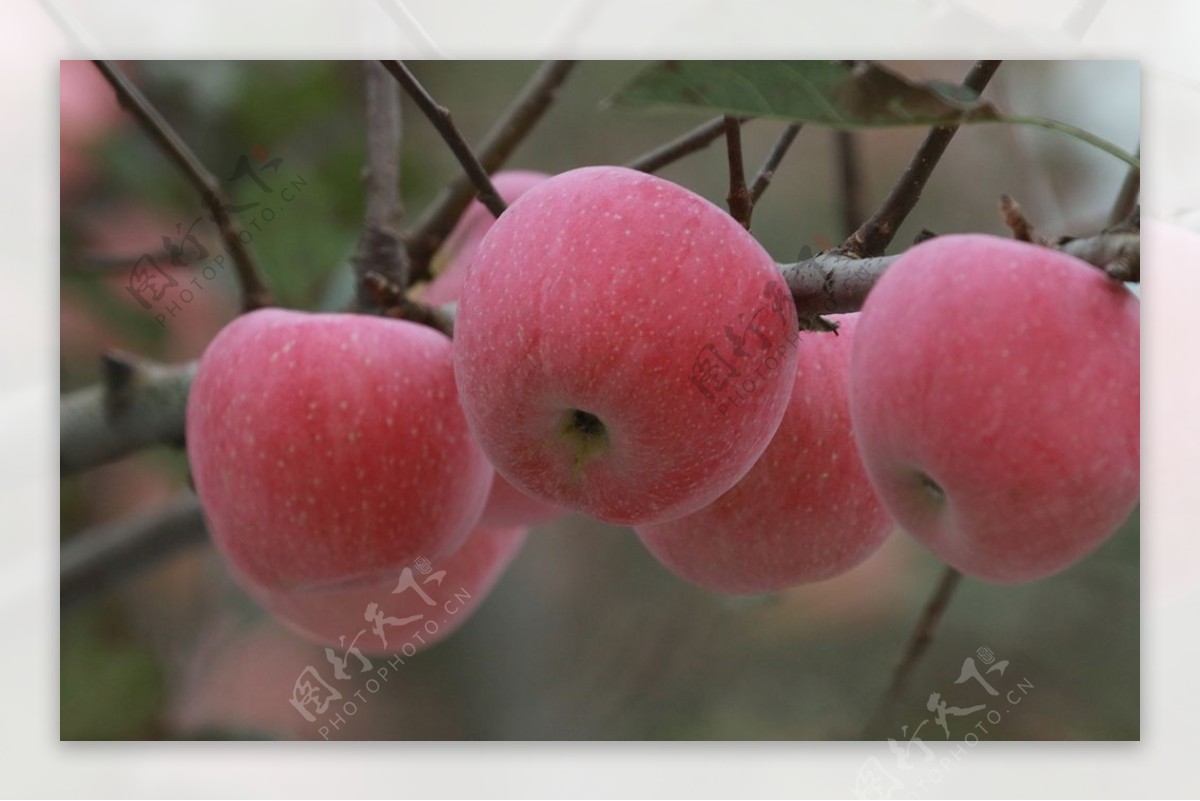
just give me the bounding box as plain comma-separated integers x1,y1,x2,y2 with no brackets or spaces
610,61,1139,168
610,60,1000,128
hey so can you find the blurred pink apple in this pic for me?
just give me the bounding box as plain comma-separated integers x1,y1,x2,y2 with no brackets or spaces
256,523,527,652
636,314,893,594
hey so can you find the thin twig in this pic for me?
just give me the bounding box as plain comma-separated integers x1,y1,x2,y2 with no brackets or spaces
862,566,963,738
749,123,802,204
1109,143,1140,227
362,272,456,337
627,116,748,174
92,60,271,312
835,130,864,238
723,116,752,229
841,60,1003,258
61,492,209,608
381,60,508,220
404,60,575,283
999,194,1038,242
354,61,408,311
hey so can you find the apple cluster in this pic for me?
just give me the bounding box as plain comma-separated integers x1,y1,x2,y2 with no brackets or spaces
186,165,1140,655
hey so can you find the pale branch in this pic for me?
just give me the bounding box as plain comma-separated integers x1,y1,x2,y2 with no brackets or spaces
750,123,802,204
92,60,271,312
1059,225,1140,282
354,61,408,311
723,116,752,229
783,227,1140,319
627,116,748,174
61,491,209,608
60,352,195,474
841,60,1003,258
835,130,864,238
782,252,896,319
1109,143,1140,227
405,60,576,283
382,60,508,221
862,566,963,738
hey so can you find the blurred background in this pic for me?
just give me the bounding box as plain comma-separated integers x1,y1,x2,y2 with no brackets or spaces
59,60,1139,741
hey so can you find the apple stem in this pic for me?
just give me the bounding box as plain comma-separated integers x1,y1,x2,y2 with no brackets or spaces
723,116,753,230
381,60,509,223
403,61,576,285
840,60,1003,259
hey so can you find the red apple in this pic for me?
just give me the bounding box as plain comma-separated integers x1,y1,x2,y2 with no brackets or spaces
187,309,493,596
421,169,565,528
454,166,799,525
636,314,893,594
848,234,1140,583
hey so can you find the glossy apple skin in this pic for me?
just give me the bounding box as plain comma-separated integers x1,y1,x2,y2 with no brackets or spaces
636,314,893,594
423,170,565,528
454,166,800,525
187,309,493,595
254,524,527,653
848,234,1140,583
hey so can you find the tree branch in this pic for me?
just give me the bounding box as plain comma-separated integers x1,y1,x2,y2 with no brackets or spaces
783,226,1140,322
749,123,802,205
362,272,456,337
1059,220,1140,282
841,60,1003,258
354,61,408,311
627,116,748,174
723,116,752,229
381,60,508,221
60,352,195,474
835,130,864,238
404,60,576,283
61,492,209,608
92,60,271,312
863,566,963,737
